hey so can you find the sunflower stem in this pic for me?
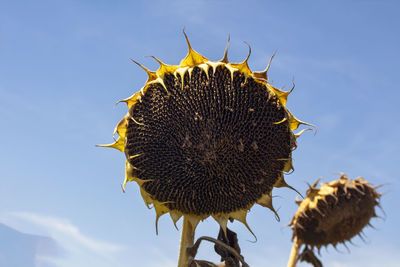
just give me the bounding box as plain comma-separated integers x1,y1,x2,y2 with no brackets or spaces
287,237,301,267
177,216,195,267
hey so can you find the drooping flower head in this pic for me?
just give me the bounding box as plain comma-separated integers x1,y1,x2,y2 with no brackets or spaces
100,31,311,233
290,174,382,249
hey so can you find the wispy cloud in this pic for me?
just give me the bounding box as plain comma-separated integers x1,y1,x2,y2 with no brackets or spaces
1,212,126,267
11,212,123,253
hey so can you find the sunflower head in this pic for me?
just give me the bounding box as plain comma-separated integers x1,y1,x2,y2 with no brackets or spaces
100,31,312,233
290,174,382,249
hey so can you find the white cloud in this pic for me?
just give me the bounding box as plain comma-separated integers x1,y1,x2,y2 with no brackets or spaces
11,212,123,254
1,212,126,267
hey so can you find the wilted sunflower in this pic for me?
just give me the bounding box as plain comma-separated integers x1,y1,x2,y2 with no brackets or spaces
287,174,382,267
100,31,311,266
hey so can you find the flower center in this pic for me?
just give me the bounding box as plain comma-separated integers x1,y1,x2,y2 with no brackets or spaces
125,65,293,215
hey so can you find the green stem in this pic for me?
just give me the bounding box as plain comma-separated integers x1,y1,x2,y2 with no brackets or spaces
177,216,195,267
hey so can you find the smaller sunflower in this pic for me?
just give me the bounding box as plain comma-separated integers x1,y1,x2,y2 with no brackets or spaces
287,174,382,267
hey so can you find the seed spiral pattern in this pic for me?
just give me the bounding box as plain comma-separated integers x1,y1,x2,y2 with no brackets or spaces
125,65,294,215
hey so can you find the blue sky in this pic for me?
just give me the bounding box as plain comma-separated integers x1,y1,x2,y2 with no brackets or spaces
1,0,399,266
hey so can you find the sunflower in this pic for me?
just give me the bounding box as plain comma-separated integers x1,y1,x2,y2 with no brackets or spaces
100,31,311,266
287,174,382,267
